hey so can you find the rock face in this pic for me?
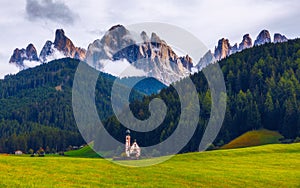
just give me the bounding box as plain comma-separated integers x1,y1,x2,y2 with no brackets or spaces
86,25,193,85
9,44,39,68
86,25,135,66
10,29,86,70
214,38,231,60
196,50,215,70
239,34,252,50
25,44,39,61
231,43,239,54
39,41,53,63
274,33,288,43
254,30,271,46
40,29,86,63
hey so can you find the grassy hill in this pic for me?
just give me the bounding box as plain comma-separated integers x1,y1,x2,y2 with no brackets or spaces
221,129,284,149
0,143,299,187
64,144,100,158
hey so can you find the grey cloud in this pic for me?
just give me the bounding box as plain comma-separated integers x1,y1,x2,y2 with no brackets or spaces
26,0,78,25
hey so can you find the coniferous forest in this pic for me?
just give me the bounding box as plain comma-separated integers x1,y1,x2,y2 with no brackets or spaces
1,39,300,154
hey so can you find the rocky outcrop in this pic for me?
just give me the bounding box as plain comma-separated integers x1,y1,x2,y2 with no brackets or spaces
231,43,239,54
9,44,39,68
211,30,288,62
39,41,53,63
214,38,231,60
85,25,193,85
239,34,252,50
25,44,39,62
274,33,288,43
196,50,215,70
40,29,86,63
254,30,271,46
86,25,135,66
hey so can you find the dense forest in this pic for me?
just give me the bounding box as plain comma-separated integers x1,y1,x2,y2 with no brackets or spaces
1,39,300,155
0,58,164,153
102,39,300,155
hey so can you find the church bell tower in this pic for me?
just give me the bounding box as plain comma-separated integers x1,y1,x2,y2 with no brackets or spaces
125,129,131,157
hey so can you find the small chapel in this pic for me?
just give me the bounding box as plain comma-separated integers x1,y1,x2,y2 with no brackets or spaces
125,130,141,159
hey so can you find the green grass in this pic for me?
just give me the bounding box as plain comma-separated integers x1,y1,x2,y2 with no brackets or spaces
222,129,284,149
0,143,299,187
64,145,100,158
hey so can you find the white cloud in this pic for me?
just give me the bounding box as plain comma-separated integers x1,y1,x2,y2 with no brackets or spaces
0,62,20,79
100,59,146,78
23,60,41,68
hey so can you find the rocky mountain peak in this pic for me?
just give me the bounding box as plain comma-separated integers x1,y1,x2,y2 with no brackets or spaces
54,29,74,55
274,33,288,43
39,41,53,63
196,50,215,71
9,43,39,69
150,32,162,43
254,30,271,46
54,29,65,43
140,31,149,42
239,34,252,50
86,25,194,85
102,25,134,53
214,38,231,60
108,24,127,33
179,55,193,71
25,44,39,61
231,43,239,54
9,48,26,68
39,29,86,63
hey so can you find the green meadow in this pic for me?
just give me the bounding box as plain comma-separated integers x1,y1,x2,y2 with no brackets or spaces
0,143,299,187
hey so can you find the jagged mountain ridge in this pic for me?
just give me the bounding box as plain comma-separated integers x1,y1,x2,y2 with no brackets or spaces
86,25,193,85
196,29,290,69
9,44,39,68
214,30,288,61
9,29,86,69
40,29,86,63
8,26,290,85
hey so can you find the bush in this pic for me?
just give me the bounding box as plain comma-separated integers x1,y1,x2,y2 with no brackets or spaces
294,137,300,143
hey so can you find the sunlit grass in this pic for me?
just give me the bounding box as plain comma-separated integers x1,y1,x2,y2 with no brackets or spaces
0,143,299,187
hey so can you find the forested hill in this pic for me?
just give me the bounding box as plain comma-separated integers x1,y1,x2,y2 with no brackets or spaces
0,59,108,153
103,39,300,154
0,58,165,153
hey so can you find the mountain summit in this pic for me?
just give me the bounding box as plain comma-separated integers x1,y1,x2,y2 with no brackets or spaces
9,44,39,68
86,25,193,85
254,30,271,46
9,29,86,69
40,29,86,63
195,30,289,69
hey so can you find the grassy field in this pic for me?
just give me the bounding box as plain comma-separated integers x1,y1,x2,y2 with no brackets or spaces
222,129,283,149
0,143,299,187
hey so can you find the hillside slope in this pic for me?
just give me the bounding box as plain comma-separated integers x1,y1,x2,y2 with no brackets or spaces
221,129,283,149
0,58,165,153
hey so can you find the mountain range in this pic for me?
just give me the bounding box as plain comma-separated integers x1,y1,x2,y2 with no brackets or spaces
8,25,289,85
196,30,288,70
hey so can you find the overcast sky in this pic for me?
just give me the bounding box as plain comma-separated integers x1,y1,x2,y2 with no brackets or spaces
0,0,300,78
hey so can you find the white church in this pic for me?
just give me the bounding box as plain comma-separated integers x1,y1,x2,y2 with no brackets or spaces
125,130,141,159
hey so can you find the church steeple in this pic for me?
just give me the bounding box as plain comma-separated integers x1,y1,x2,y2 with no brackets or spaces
125,130,131,157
